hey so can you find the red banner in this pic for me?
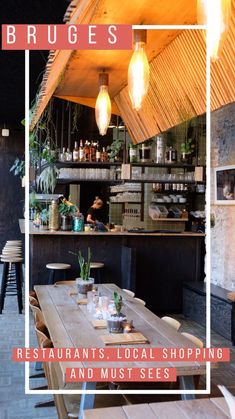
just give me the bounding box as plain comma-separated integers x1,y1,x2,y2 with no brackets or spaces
1,24,132,50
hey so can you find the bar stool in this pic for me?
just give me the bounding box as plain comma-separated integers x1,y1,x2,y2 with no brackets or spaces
0,254,23,314
90,262,104,284
46,263,71,285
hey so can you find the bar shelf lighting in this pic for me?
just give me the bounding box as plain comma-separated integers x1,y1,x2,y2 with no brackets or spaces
128,29,150,111
197,0,232,61
95,72,111,136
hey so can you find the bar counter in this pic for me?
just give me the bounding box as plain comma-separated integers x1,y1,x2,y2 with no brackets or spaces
21,221,205,314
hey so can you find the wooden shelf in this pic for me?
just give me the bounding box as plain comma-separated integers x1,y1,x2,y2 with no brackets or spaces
154,218,189,222
56,161,204,169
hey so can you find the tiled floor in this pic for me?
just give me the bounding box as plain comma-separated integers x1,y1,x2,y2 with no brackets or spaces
0,265,235,418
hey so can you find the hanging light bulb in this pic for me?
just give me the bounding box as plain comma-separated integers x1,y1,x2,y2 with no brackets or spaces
95,73,111,136
197,0,232,61
128,29,150,111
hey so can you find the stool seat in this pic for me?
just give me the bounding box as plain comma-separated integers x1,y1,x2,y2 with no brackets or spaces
1,256,23,263
90,262,104,269
46,263,71,270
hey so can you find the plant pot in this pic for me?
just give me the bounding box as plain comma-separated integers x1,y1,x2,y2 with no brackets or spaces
107,314,127,333
60,214,73,231
76,278,94,296
181,152,192,164
39,222,49,230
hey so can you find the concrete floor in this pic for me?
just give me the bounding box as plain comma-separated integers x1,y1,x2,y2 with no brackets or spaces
0,265,235,418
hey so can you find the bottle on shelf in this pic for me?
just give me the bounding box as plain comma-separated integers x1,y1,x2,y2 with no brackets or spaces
96,142,101,162
101,146,108,162
65,148,73,161
84,141,90,162
59,147,66,162
155,135,165,164
73,141,79,162
129,144,138,163
90,141,96,162
79,140,84,162
165,146,177,163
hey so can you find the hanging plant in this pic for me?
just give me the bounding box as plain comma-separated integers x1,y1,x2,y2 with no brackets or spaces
36,165,59,194
71,103,83,133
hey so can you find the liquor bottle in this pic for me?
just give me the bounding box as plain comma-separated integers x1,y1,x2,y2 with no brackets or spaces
73,141,79,162
66,148,72,161
90,141,96,162
129,144,138,163
59,147,66,162
96,142,101,162
101,147,108,162
79,140,84,162
84,141,90,162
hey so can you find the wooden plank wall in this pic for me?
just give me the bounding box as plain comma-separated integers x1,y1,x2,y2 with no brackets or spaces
114,30,206,143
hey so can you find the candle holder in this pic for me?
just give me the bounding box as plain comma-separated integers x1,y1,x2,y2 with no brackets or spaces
122,320,134,333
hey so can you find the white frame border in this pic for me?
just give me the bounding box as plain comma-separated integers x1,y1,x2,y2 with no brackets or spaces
24,22,211,396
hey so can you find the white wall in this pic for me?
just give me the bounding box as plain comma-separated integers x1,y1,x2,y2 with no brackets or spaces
211,102,235,290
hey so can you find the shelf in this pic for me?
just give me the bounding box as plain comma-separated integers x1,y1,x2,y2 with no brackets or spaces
56,161,205,169
57,178,206,185
110,201,142,204
154,218,189,222
151,201,187,205
56,161,121,168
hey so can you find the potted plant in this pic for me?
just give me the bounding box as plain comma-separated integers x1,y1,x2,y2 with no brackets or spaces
107,291,127,333
59,198,77,231
180,137,195,164
38,208,49,230
70,248,94,296
29,192,42,221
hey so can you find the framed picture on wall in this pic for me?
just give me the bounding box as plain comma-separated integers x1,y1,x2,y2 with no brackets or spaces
215,165,235,205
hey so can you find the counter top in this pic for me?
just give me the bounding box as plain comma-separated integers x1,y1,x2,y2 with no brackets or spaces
19,220,205,237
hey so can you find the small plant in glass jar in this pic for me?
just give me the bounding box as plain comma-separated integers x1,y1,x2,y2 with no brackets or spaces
107,291,127,333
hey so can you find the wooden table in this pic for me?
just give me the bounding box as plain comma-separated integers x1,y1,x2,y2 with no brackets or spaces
83,398,230,418
35,283,207,419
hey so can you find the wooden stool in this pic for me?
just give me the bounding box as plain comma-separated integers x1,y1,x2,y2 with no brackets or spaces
90,262,104,284
46,263,71,285
0,256,23,314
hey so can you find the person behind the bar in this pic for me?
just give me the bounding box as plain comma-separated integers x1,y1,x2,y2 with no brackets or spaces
86,196,104,226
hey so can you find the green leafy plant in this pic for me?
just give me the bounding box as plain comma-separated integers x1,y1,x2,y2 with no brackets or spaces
10,158,25,178
59,201,77,216
70,248,92,281
113,291,123,315
39,208,49,225
29,192,42,212
180,138,195,154
107,138,124,162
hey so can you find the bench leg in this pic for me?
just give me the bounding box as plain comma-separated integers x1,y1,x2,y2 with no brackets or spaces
78,382,96,419
179,376,196,400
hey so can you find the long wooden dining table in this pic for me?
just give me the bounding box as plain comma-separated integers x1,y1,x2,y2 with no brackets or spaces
34,283,207,419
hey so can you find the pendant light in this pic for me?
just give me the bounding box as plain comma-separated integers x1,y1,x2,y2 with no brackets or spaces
197,0,232,61
128,29,150,111
95,72,111,136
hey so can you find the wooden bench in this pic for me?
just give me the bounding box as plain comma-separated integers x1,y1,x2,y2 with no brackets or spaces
83,397,229,418
183,281,235,345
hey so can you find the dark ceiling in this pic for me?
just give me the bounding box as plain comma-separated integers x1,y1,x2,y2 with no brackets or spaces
0,0,68,126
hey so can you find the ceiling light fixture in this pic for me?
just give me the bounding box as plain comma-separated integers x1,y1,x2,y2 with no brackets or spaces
128,29,150,111
197,0,232,61
95,72,111,136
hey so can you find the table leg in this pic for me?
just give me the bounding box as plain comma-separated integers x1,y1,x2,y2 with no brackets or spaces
78,382,97,419
179,376,196,400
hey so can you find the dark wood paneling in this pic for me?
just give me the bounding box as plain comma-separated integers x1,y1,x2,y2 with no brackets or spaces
183,281,235,345
30,234,205,315
0,129,24,251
